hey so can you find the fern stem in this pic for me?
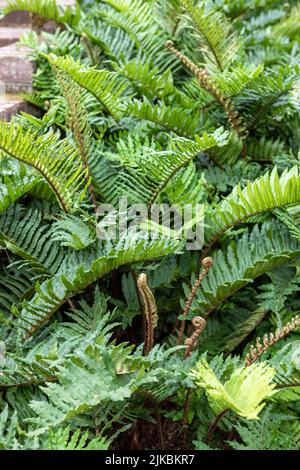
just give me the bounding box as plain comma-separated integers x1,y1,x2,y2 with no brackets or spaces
204,408,229,445
164,41,247,139
177,257,212,345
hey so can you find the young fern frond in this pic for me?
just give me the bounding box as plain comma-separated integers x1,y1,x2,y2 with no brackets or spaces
178,256,212,345
1,0,81,27
0,122,89,213
190,359,276,419
137,273,158,355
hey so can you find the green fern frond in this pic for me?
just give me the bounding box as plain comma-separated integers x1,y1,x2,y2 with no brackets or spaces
0,205,64,275
205,166,300,249
126,98,201,138
186,221,300,318
50,214,96,250
198,306,267,356
17,234,180,337
46,426,110,450
230,409,299,450
180,0,240,71
270,5,300,40
97,128,227,205
213,64,264,97
236,66,298,127
0,122,89,213
247,136,286,162
0,173,40,216
82,24,135,64
0,356,56,389
0,267,33,315
115,59,177,101
0,406,19,449
270,342,300,399
27,342,138,431
46,54,129,121
273,208,300,241
1,0,81,27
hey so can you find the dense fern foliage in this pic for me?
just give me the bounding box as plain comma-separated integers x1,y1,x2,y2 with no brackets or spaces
0,0,300,451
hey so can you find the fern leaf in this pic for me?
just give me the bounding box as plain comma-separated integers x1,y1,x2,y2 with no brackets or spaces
205,166,300,249
0,267,33,315
27,342,137,430
46,426,110,450
0,173,39,216
190,358,276,419
17,234,180,337
45,54,128,121
186,222,300,317
180,0,240,71
97,129,227,205
50,214,96,250
0,205,64,275
0,122,89,213
126,98,201,138
1,0,81,27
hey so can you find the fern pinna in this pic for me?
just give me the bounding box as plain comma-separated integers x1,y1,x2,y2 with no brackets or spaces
0,0,300,451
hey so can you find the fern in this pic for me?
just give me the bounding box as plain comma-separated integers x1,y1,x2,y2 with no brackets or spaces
45,54,129,121
1,0,81,27
186,221,300,317
126,98,201,138
190,359,276,419
0,205,65,276
179,0,240,71
205,166,300,249
0,122,89,213
1,0,300,452
16,234,180,337
0,173,40,216
230,409,299,450
96,128,227,205
46,426,111,450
